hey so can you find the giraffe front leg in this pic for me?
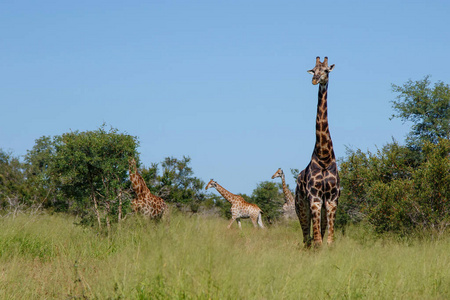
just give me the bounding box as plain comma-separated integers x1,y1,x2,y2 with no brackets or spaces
310,199,323,248
326,199,338,245
227,217,236,229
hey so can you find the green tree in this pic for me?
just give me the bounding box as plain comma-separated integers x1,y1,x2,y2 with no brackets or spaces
338,76,450,235
23,136,61,210
391,76,450,150
0,149,29,209
157,156,205,211
408,139,450,231
252,181,284,225
49,125,138,229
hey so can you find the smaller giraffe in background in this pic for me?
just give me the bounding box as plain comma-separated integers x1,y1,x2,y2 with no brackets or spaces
271,168,296,219
129,158,167,219
205,179,265,229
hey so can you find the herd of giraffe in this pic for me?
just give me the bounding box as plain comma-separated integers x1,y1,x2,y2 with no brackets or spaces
129,57,340,248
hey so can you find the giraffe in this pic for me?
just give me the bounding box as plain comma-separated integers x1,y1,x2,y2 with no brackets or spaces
129,158,167,220
205,179,265,229
295,57,340,248
271,168,296,219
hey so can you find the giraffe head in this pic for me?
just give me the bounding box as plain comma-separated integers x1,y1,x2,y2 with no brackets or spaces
205,179,217,190
307,56,335,85
271,168,284,179
128,157,137,174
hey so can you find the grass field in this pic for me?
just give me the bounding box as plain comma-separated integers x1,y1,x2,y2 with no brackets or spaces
0,212,449,299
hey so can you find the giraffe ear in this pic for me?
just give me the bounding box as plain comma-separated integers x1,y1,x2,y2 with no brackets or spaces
307,69,314,75
328,64,335,72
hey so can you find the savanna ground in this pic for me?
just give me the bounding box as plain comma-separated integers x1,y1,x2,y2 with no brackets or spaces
0,212,449,299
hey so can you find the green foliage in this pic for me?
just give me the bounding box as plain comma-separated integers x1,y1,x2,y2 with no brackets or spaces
340,139,450,234
338,141,414,226
338,76,450,235
391,75,450,150
158,156,205,208
2,126,212,221
252,181,284,224
138,162,159,194
23,136,62,209
49,125,138,228
408,139,450,230
0,150,30,208
135,156,206,212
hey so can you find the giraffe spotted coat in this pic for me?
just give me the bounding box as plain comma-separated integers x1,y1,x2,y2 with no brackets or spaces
129,158,167,219
295,57,340,248
271,168,296,219
205,179,265,229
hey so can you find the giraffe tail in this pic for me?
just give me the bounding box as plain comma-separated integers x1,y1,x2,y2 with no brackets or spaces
257,212,265,228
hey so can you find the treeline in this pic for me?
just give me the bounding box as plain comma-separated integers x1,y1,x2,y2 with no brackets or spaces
1,76,449,235
0,125,285,228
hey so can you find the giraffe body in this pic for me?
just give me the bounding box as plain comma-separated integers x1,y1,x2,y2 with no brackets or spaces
271,168,295,219
205,179,265,229
295,57,340,247
129,158,167,219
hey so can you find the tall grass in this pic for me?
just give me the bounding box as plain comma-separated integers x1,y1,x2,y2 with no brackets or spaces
0,212,449,299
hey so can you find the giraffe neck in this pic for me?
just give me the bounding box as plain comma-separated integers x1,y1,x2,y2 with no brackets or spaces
280,173,294,204
314,82,335,162
129,165,150,198
214,183,238,204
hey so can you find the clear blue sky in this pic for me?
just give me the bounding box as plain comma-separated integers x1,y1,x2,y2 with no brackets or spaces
1,1,449,195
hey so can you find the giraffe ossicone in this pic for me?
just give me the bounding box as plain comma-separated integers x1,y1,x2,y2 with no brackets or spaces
295,56,340,248
205,179,265,229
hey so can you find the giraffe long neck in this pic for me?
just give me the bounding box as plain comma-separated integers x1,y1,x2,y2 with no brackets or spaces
214,183,238,204
129,164,150,198
314,82,335,163
280,173,294,204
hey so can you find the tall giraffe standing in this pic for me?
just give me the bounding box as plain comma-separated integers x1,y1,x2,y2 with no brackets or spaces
205,179,265,229
271,168,295,219
295,57,340,247
129,158,167,219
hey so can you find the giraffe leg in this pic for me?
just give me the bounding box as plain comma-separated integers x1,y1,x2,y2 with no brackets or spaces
250,216,257,228
257,213,265,228
310,198,323,247
237,218,242,229
320,201,327,240
296,190,312,247
326,200,338,245
227,217,236,229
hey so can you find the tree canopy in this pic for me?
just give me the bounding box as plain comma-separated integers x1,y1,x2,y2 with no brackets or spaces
338,76,450,234
391,75,450,150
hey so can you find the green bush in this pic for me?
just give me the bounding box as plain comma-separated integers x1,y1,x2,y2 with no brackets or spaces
339,139,450,235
